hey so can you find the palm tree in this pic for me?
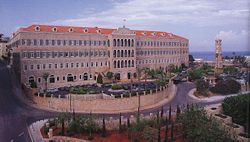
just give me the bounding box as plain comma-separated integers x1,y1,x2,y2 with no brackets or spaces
164,117,168,142
136,68,143,82
119,113,122,133
170,122,174,142
42,72,49,93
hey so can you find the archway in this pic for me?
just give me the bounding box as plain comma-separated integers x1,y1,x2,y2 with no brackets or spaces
83,73,88,80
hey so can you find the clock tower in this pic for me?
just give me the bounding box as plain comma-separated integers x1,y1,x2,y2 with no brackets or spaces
215,39,223,73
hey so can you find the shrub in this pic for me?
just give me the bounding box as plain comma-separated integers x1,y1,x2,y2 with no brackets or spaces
177,108,235,142
30,81,37,88
143,126,158,142
222,93,250,134
210,79,241,95
70,87,88,94
111,84,123,90
188,69,204,81
195,79,209,96
96,74,103,84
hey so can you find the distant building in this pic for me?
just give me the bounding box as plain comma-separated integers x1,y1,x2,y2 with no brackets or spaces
0,34,10,58
9,24,189,89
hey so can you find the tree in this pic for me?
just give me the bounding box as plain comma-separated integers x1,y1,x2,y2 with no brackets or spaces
143,67,150,83
164,117,168,142
96,74,103,84
119,113,122,133
136,68,143,82
188,69,204,81
57,112,70,136
101,115,107,137
106,71,113,80
170,122,174,142
168,105,172,122
210,79,241,95
189,54,195,63
176,105,181,119
195,79,209,96
42,72,49,93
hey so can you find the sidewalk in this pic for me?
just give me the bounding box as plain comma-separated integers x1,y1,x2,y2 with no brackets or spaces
188,88,250,103
28,119,48,142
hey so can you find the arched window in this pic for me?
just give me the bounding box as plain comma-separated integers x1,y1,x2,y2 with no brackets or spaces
117,50,120,57
117,39,120,47
125,39,127,46
107,40,110,47
127,72,131,79
117,60,120,68
121,39,124,47
49,75,55,83
131,39,134,47
121,50,124,57
83,73,88,80
128,39,131,47
114,61,116,68
35,26,40,31
67,74,74,82
125,60,127,67
128,60,131,67
28,76,35,84
132,60,134,67
128,50,131,57
113,50,116,57
125,50,127,57
113,39,116,47
121,60,124,68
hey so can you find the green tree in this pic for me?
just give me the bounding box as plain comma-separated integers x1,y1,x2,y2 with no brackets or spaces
96,74,103,84
106,71,113,80
188,69,204,81
195,79,209,96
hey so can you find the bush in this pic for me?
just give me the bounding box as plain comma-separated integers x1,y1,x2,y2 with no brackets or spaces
97,74,103,84
210,79,241,95
195,79,209,96
222,93,250,134
188,69,204,81
111,84,123,90
30,81,37,88
70,87,88,94
177,108,235,142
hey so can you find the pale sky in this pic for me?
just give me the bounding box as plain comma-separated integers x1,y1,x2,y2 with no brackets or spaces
0,0,249,51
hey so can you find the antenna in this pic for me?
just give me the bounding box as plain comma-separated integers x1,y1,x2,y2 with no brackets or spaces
123,19,126,28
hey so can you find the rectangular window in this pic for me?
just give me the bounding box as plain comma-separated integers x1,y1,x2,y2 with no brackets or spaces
71,63,73,68
54,64,57,69
37,64,40,70
49,64,52,69
24,65,27,70
52,40,55,46
66,63,69,68
46,40,49,45
57,40,61,45
27,39,31,46
69,40,72,45
79,40,82,45
40,39,43,46
30,65,34,70
34,39,37,46
63,40,67,45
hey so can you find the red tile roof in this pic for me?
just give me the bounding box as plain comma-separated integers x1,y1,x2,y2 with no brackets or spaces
19,25,188,40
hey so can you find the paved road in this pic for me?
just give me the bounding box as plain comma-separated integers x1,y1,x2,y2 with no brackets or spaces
0,60,57,142
0,59,222,142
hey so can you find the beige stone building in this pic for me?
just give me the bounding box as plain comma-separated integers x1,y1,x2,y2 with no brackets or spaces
0,34,9,58
9,25,189,89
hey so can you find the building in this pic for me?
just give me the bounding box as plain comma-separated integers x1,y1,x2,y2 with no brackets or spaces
0,34,10,59
9,24,189,90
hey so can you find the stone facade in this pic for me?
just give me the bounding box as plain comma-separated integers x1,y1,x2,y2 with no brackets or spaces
10,25,189,89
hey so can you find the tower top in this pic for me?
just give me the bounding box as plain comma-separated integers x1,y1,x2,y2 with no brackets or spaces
122,19,126,28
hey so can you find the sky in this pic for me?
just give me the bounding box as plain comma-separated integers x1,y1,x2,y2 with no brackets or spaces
0,0,249,52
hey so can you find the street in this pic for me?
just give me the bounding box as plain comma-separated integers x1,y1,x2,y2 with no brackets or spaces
0,60,222,142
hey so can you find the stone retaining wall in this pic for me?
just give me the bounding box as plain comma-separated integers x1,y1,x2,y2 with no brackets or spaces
28,84,175,113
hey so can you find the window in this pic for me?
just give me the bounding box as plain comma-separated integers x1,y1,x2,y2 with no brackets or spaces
34,39,37,46
68,28,74,32
49,64,52,69
49,75,55,83
34,26,40,31
57,40,61,45
36,64,40,70
54,64,57,69
52,27,57,32
30,65,34,70
84,28,88,33
24,65,27,70
38,78,41,83
60,63,63,68
46,40,49,45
